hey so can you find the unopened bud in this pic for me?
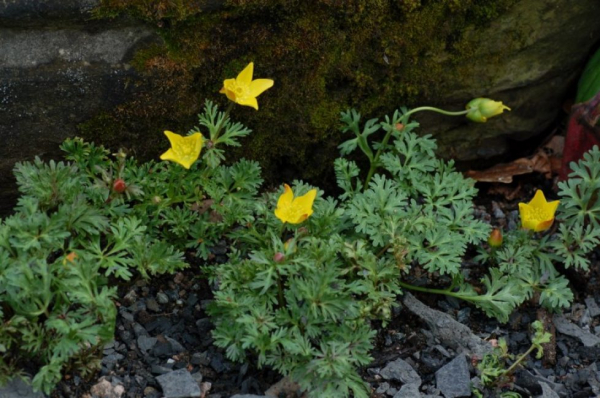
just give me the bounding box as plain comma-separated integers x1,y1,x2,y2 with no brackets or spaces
112,178,127,193
273,252,285,263
466,98,511,123
151,196,162,205
487,228,503,247
395,123,404,131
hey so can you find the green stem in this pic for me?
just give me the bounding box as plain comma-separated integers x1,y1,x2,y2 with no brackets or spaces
363,106,470,189
398,279,487,303
402,106,470,119
212,102,234,143
276,269,286,308
503,345,535,375
398,279,457,296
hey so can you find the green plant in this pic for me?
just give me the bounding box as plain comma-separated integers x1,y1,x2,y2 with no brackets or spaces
208,102,502,397
0,99,264,393
473,321,551,398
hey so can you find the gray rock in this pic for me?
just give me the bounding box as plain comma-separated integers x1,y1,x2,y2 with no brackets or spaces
376,382,390,394
553,315,600,347
0,378,44,398
165,336,186,354
393,383,420,398
538,382,560,398
402,292,492,357
230,396,269,398
380,358,421,386
157,292,170,304
585,297,600,318
435,355,471,398
191,351,211,366
102,353,124,371
146,298,161,313
156,369,202,398
137,335,157,352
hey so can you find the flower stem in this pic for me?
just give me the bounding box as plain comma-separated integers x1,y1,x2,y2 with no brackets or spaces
212,102,234,143
503,345,536,376
363,106,470,189
402,106,470,119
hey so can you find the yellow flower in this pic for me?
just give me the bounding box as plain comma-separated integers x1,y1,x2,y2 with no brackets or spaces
466,98,511,123
160,131,203,169
518,190,560,232
274,184,317,224
220,62,274,110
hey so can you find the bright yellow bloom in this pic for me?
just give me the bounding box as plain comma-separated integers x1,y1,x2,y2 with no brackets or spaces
160,131,203,169
220,62,274,110
518,190,560,232
466,98,511,123
274,184,317,224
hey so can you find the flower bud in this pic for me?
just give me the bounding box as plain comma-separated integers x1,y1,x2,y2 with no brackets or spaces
151,196,162,205
487,228,503,247
273,252,285,263
395,123,404,131
112,178,127,193
466,98,511,123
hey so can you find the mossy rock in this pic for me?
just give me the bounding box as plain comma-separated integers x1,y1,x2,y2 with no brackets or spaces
82,0,600,188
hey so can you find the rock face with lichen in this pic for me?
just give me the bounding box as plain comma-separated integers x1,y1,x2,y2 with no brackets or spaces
1,0,600,213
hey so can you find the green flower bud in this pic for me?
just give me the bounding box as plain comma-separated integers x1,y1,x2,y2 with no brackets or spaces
466,98,511,123
487,228,503,247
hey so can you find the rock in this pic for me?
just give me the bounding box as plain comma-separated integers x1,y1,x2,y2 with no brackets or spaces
435,355,471,398
516,369,567,397
376,382,391,394
156,369,202,398
165,336,186,354
585,297,600,318
143,386,162,398
380,358,421,386
157,292,170,304
0,7,158,214
553,315,600,347
89,377,125,398
191,351,211,366
230,396,268,398
393,383,420,398
101,353,124,371
0,377,44,398
402,292,492,357
137,335,157,353
538,382,560,398
264,377,302,398
146,298,160,313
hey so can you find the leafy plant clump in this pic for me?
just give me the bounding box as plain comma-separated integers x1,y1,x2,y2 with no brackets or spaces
0,100,262,394
2,83,598,397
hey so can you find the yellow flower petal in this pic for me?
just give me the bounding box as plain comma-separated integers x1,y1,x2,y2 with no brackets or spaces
292,189,317,219
274,185,317,224
160,131,203,169
220,62,273,110
277,184,294,208
518,190,560,232
237,62,254,86
236,96,259,110
249,79,274,98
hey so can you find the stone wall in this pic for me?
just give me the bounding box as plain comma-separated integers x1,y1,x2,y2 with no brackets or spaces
0,0,159,214
1,0,600,214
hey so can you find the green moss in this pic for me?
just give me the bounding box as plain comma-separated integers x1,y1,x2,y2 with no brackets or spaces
89,0,518,186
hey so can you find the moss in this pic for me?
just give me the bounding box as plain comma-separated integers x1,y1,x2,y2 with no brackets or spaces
89,0,518,187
